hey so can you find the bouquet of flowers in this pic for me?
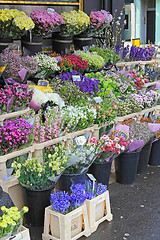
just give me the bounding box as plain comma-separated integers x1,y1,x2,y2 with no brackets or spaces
0,119,33,155
12,145,70,190
88,10,112,34
0,84,33,114
31,10,64,37
0,9,35,38
129,69,149,89
60,10,90,36
0,206,28,236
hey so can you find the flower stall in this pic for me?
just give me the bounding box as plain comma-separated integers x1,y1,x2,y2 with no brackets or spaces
0,5,160,240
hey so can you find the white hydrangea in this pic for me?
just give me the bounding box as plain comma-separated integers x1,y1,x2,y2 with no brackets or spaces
34,53,60,73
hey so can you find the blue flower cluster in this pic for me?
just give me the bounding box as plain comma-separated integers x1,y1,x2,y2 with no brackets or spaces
115,45,156,62
50,181,107,214
57,70,100,96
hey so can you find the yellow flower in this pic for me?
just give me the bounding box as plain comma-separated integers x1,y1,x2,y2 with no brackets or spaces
22,206,29,213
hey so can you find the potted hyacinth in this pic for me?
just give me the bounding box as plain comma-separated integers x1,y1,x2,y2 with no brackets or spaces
88,131,130,186
52,10,90,55
12,144,70,227
21,9,64,55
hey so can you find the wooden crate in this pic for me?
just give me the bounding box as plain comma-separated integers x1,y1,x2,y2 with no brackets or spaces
141,82,158,93
7,226,31,240
116,60,155,70
0,108,29,125
0,146,34,180
85,190,113,233
0,176,25,210
42,205,91,240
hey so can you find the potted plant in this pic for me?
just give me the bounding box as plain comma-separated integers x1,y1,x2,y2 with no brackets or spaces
88,131,129,186
53,10,90,55
0,9,34,53
12,144,70,227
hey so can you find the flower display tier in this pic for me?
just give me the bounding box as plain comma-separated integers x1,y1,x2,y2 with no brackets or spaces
0,108,29,126
116,60,156,70
42,204,91,240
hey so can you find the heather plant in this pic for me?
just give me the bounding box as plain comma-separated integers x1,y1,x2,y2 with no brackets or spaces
31,10,64,37
0,49,38,82
56,70,100,96
0,119,33,155
0,84,33,114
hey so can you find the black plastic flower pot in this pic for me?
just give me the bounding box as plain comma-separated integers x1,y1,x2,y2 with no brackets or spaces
149,139,160,166
21,35,42,56
137,140,152,174
73,32,93,50
88,161,112,187
0,37,13,53
56,171,87,193
52,32,73,55
115,151,140,184
23,185,54,227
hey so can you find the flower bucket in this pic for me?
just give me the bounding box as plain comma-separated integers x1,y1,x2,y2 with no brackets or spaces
52,32,73,55
21,35,42,56
149,138,160,166
88,160,112,187
137,139,152,174
23,185,54,227
85,191,113,233
56,170,87,193
73,32,92,50
0,37,13,53
115,150,140,184
42,204,90,240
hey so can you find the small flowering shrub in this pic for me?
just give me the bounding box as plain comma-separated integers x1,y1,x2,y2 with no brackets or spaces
0,119,33,155
0,84,33,114
0,50,38,82
12,147,70,190
57,71,100,96
34,53,59,77
1,206,28,236
75,51,105,70
61,10,90,36
31,10,64,37
131,90,159,108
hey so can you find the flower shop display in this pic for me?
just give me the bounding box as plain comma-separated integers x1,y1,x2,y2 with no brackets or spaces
60,10,90,36
0,119,33,156
56,70,100,96
0,84,33,115
34,53,59,77
75,50,105,71
30,10,64,37
0,50,38,82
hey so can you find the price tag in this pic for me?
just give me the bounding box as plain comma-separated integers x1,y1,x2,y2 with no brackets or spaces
34,70,47,79
93,97,103,104
75,136,86,146
117,131,129,140
72,75,81,82
38,79,49,87
9,232,23,240
87,173,96,192
16,86,23,92
106,70,113,75
47,8,55,15
83,46,89,52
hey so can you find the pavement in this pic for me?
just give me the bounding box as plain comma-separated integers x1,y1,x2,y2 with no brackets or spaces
29,165,160,240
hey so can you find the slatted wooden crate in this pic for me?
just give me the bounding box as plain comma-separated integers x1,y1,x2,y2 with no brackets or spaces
0,108,29,125
42,204,91,240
